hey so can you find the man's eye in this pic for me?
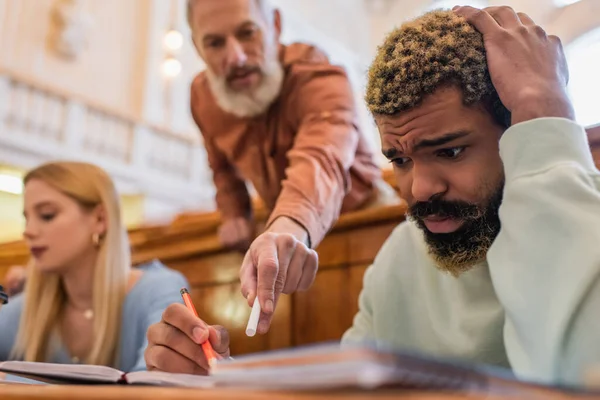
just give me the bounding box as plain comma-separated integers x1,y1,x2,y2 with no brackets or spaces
437,147,465,159
206,39,224,48
238,29,256,40
390,157,412,167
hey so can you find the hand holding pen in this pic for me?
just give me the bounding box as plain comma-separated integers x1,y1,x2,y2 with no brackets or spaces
144,289,231,375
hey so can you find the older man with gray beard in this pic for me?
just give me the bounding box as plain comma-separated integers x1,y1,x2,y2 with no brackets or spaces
187,0,394,332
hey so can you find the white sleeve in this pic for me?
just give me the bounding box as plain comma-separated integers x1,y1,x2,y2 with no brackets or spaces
487,118,600,386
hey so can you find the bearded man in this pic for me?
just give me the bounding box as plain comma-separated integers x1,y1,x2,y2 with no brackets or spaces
341,6,600,386
187,0,395,332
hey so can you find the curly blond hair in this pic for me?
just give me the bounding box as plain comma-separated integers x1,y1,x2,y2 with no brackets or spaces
366,10,510,127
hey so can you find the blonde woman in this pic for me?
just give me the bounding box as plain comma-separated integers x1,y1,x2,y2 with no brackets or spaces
0,161,188,371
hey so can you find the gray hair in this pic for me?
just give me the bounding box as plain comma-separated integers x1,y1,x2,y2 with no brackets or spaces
186,0,275,31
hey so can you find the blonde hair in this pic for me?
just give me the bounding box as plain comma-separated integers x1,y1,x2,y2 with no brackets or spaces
12,161,131,366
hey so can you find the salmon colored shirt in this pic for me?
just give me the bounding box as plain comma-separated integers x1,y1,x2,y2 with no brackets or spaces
190,43,380,247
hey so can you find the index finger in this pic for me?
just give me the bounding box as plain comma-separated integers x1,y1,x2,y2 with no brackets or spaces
162,303,208,345
240,251,258,307
255,242,280,315
454,6,501,34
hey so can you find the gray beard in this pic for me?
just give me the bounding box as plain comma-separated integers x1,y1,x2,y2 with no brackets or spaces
206,56,284,118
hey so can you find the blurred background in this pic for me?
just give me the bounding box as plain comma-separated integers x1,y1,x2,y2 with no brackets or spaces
0,0,598,243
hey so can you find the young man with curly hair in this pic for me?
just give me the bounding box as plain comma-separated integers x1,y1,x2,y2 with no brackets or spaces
144,6,600,386
341,6,600,386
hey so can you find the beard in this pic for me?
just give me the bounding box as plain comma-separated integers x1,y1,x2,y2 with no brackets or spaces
206,51,284,118
408,179,504,277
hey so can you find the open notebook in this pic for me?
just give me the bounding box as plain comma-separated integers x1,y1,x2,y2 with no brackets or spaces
0,343,576,392
0,361,215,387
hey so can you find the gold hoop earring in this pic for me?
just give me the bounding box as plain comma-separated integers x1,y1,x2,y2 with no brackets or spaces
92,233,100,247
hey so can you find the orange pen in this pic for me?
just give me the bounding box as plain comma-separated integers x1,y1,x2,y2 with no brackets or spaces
180,288,219,367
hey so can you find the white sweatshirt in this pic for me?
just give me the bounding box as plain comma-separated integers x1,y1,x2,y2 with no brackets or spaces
341,118,600,386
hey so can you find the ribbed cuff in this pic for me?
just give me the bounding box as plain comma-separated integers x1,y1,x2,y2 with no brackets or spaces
500,118,595,180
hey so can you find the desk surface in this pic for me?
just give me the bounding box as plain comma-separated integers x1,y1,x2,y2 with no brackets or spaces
0,384,596,400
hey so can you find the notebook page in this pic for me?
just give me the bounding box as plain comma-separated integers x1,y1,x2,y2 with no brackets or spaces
209,343,493,391
125,370,215,388
212,360,403,390
211,342,383,371
0,361,124,383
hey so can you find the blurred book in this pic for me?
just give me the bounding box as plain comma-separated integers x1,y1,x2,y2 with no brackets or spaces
0,342,596,395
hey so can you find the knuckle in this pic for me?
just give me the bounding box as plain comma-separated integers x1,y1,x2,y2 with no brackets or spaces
549,34,561,45
162,303,178,322
162,324,178,345
146,323,159,344
278,234,296,250
533,25,547,37
471,9,487,21
496,28,512,42
516,25,528,36
261,259,279,277
144,345,159,369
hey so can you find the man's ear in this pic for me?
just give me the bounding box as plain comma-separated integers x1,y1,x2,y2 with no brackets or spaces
273,9,282,40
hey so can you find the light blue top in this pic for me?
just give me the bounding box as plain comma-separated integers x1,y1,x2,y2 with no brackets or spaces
0,260,188,372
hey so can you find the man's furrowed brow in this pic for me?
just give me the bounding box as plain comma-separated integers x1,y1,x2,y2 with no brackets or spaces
382,131,471,159
414,131,470,151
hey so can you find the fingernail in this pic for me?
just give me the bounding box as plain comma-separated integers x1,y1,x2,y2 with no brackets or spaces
192,326,205,344
258,320,269,334
265,299,274,314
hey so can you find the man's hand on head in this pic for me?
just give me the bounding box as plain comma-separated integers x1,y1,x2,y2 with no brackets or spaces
454,6,575,125
239,216,318,334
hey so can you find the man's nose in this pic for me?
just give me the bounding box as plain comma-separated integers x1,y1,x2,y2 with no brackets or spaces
410,165,447,203
224,38,248,70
